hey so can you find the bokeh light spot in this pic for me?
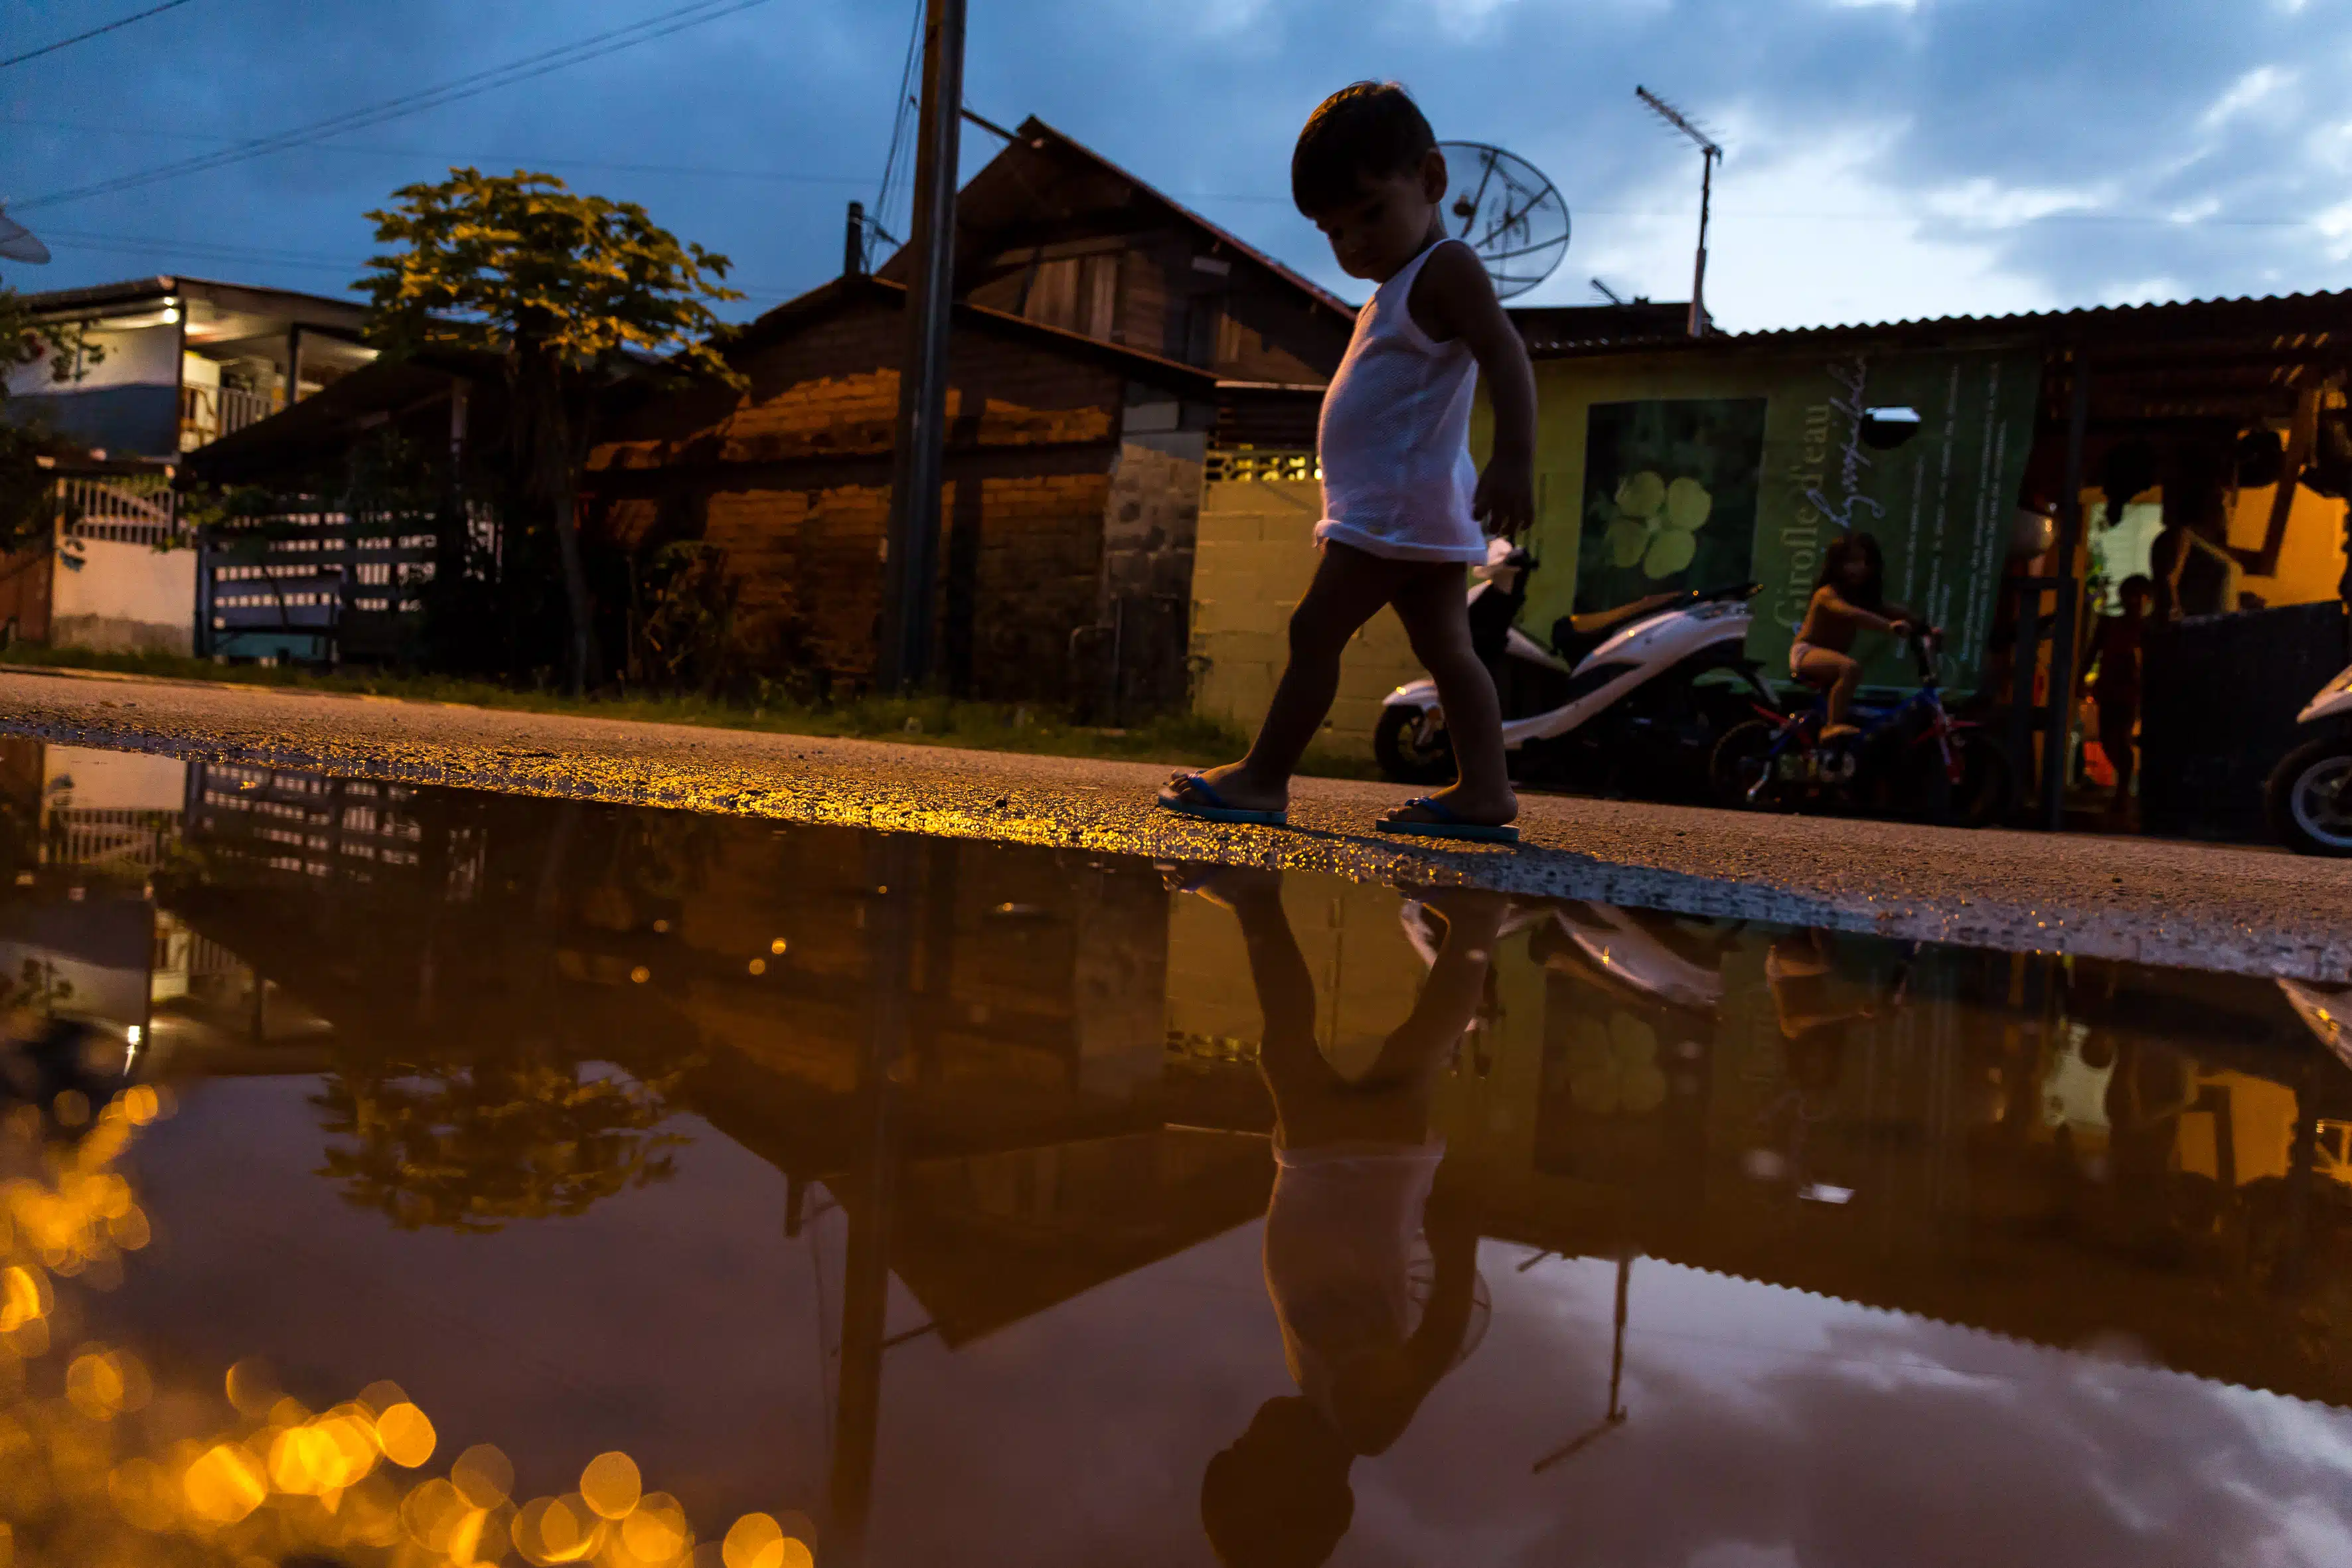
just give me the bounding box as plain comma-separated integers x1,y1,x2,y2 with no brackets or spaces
356,1378,409,1417
376,1401,436,1468
223,1357,278,1418
66,1349,127,1419
621,1490,688,1561
580,1450,641,1519
183,1441,267,1524
517,1493,605,1563
724,1512,813,1568
453,1442,514,1508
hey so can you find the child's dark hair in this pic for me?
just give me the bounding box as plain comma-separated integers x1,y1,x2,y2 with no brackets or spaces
2118,573,2155,604
1292,82,1437,215
1817,531,1886,610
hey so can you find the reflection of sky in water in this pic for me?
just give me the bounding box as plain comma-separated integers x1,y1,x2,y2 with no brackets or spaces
1,736,2349,1565
1454,1258,2352,1568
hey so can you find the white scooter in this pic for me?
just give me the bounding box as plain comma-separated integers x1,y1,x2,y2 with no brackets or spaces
1374,538,1773,798
2266,661,2352,855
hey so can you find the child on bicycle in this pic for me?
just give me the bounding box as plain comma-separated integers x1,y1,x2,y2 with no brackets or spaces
1790,532,1921,740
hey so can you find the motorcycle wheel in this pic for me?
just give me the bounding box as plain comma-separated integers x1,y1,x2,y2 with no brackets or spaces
1374,706,1455,785
1899,730,2016,828
2265,738,2352,856
1709,720,1792,811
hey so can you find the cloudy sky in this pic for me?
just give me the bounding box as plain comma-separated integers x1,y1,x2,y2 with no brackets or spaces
3,0,2349,331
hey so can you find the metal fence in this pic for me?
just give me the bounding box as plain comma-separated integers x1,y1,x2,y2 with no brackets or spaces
200,506,450,661
51,473,183,547
177,384,279,449
1204,447,1320,484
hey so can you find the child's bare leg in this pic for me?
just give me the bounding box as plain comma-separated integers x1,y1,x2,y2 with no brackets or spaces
1797,647,1861,736
1385,564,1518,825
1176,544,1399,813
1364,888,1508,1089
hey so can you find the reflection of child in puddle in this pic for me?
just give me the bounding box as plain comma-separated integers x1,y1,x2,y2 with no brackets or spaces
1751,930,1877,1186
1176,866,1494,1568
1764,928,1873,1050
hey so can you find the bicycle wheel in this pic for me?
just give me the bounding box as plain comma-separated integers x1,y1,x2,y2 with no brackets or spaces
1375,704,1456,785
1900,729,2015,828
1710,720,1794,811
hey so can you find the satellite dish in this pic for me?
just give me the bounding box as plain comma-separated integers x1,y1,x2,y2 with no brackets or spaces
0,205,50,266
1437,142,1568,301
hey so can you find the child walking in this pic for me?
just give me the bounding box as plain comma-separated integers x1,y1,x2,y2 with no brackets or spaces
1157,81,1537,843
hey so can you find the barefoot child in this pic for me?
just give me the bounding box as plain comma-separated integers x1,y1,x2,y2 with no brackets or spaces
1156,81,1537,842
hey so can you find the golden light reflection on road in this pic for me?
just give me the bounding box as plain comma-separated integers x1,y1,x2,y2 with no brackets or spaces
0,1089,819,1568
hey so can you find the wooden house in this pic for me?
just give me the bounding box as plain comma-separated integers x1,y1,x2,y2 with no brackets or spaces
584,118,1360,712
880,117,1356,384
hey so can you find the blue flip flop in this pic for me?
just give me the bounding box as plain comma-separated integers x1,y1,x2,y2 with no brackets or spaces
1156,773,1288,826
1375,796,1520,843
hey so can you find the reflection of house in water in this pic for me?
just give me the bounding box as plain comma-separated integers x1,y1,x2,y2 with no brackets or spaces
161,765,1273,1296
1164,890,2352,1411
47,742,2349,1433
1529,933,2352,1409
36,745,185,875
0,741,242,1031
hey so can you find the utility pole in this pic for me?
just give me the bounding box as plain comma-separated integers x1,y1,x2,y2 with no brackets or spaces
1636,87,1721,338
877,0,967,693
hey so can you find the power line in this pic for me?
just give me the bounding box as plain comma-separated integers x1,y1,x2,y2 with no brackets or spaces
15,0,780,212
0,0,200,71
5,116,872,187
12,114,2329,231
866,0,927,262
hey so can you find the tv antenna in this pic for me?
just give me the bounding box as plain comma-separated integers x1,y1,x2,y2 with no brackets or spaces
0,204,50,266
1435,141,1570,301
1590,277,1625,305
1635,86,1720,337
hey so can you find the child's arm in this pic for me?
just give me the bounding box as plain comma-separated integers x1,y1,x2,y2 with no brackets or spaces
1816,585,1904,635
1410,242,1537,535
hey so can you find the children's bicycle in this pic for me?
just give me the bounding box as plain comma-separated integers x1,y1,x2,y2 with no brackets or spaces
1707,629,2016,828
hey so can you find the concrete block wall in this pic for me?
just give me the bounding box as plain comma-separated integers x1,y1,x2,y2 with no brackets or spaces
1095,424,1207,713
51,536,196,654
1187,476,1427,757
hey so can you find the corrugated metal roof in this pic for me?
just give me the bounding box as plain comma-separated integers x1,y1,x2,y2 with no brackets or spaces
1528,287,2352,358
17,273,367,321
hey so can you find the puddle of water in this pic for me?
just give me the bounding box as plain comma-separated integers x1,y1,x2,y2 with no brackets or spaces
0,736,2348,1566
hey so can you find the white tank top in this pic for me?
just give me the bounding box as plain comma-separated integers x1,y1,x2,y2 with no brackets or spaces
1262,1138,1447,1428
1313,238,1488,564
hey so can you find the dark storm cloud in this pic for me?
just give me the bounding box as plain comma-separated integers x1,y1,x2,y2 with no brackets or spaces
3,0,2346,326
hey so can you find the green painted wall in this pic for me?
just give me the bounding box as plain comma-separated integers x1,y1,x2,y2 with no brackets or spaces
1476,341,2041,694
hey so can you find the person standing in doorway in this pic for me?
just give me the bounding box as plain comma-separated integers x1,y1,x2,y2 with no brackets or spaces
1156,80,1537,842
2091,574,2153,829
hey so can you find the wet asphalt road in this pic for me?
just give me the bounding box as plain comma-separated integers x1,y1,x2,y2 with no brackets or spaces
2,665,2346,980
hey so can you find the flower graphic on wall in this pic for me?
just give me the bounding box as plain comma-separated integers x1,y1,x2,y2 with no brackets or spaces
1601,470,1715,580
1564,1012,1668,1115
